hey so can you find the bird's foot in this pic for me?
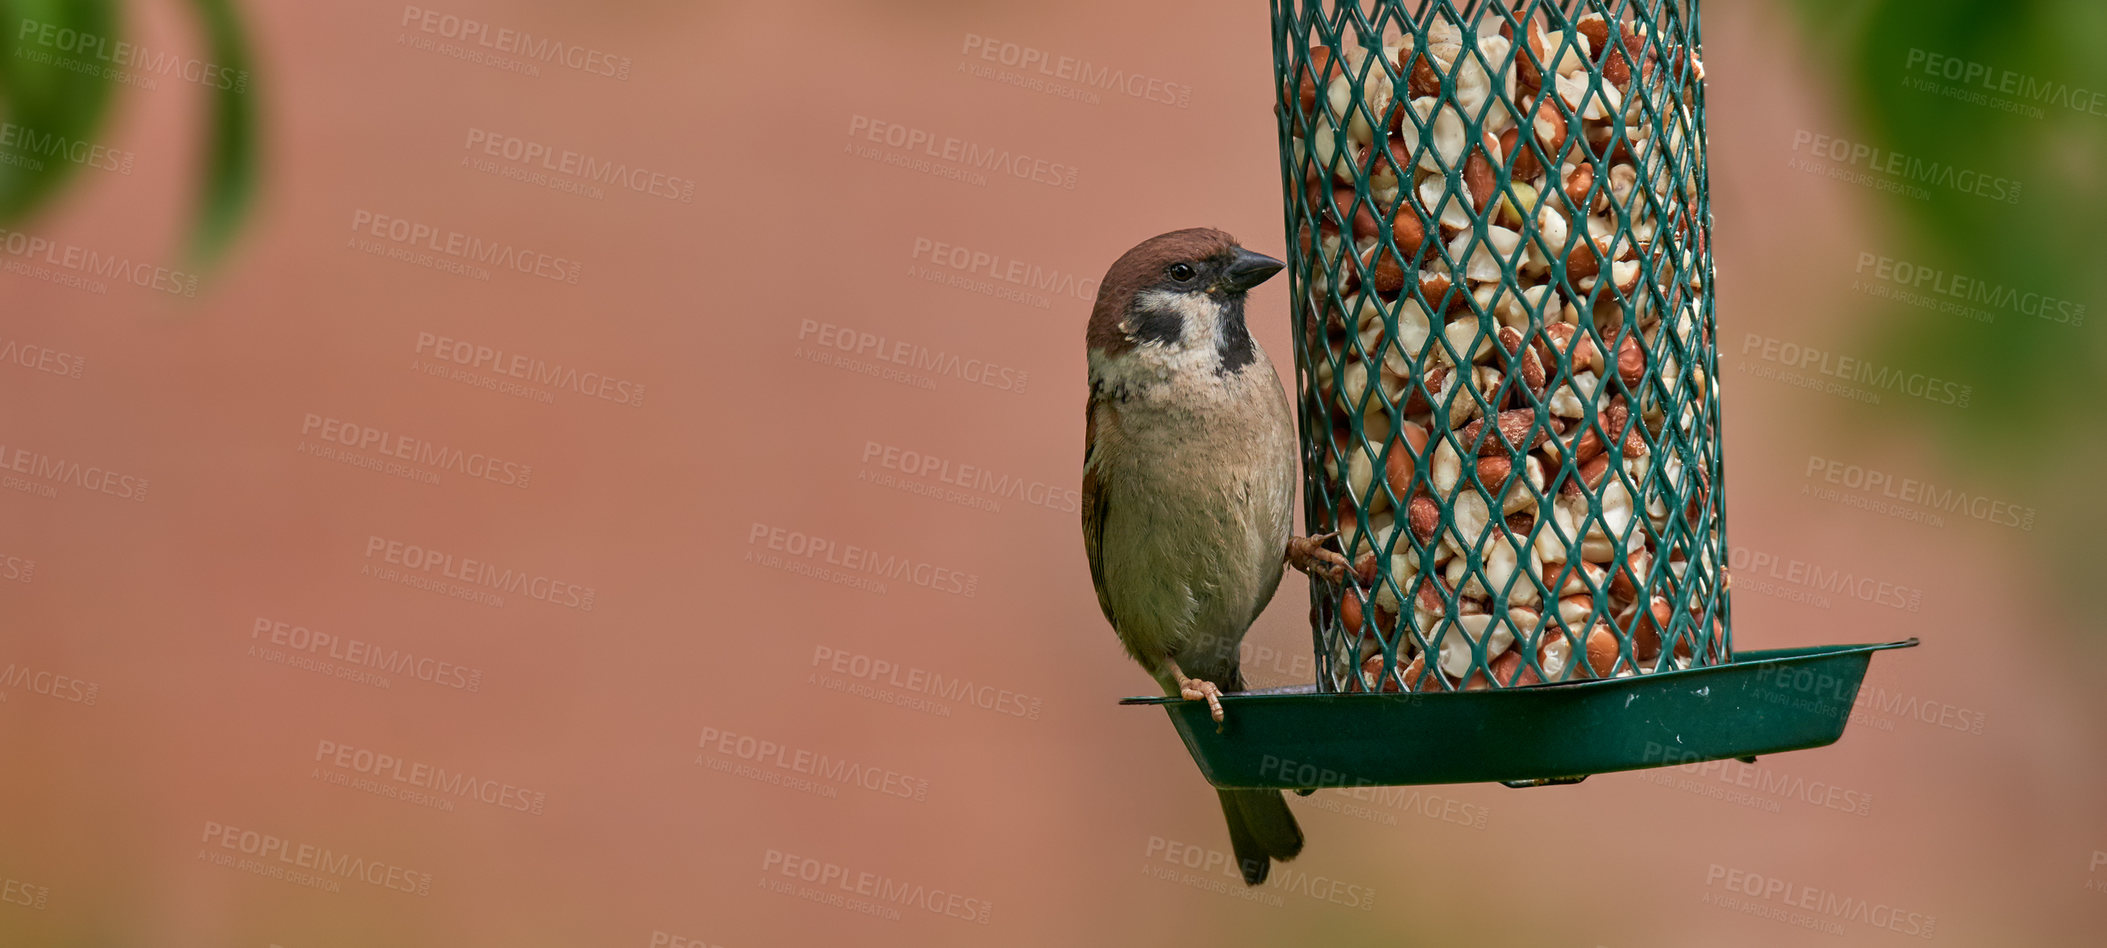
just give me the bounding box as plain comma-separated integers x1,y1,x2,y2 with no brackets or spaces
1179,676,1226,724
1286,533,1351,585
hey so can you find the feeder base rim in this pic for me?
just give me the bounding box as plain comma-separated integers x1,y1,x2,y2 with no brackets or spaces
1117,638,1918,705
1117,638,1920,789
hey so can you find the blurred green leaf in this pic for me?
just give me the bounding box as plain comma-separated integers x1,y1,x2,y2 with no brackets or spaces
1789,0,2107,605
187,0,255,266
0,0,257,269
0,0,121,221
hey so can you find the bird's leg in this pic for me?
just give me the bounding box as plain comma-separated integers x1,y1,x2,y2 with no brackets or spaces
1285,533,1351,585
1161,657,1226,724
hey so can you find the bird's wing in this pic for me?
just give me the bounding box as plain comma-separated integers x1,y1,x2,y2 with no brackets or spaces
1081,390,1118,628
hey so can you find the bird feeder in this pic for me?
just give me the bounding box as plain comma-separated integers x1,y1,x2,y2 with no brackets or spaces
1125,0,1914,789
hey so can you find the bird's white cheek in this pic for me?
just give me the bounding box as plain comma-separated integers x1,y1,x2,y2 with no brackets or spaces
1117,290,1229,382
1133,289,1223,351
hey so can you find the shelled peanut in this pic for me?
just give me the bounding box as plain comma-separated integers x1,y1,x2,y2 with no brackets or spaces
1285,11,1724,693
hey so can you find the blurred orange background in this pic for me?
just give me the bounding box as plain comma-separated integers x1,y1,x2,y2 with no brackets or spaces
2,1,2101,946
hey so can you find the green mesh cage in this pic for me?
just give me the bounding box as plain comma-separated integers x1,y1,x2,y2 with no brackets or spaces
1272,0,1728,695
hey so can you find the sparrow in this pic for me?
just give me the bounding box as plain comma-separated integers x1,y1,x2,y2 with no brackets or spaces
1081,228,1346,885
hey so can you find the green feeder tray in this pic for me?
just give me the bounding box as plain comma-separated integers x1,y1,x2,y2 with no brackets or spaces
1122,639,1917,790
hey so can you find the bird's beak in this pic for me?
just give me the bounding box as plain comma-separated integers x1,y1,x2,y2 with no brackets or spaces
1221,248,1285,293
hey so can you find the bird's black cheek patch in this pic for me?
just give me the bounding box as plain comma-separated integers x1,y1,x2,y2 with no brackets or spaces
1126,303,1184,347
1216,296,1256,375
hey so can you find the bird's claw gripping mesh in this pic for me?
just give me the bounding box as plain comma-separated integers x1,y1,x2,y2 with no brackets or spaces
1269,0,1729,694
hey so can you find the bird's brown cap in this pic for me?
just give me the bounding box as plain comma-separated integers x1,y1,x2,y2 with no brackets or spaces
1086,228,1248,354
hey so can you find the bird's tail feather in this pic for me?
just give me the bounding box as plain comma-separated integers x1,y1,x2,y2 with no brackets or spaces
1218,788,1303,886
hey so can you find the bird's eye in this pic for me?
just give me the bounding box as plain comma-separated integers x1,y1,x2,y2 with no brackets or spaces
1167,263,1197,283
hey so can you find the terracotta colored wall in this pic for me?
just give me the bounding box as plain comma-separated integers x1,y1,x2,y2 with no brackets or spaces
2,3,2099,946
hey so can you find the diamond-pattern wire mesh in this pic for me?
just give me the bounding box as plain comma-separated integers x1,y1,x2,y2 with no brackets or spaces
1269,0,1730,694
